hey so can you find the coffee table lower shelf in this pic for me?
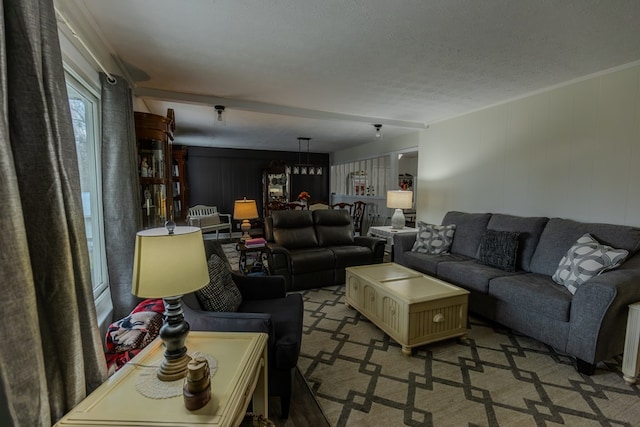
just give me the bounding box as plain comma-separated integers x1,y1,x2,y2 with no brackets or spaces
345,263,469,356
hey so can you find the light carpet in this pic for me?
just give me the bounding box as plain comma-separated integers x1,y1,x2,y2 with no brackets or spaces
297,285,640,427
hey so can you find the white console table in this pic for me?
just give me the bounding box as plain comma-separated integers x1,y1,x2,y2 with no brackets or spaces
367,225,418,260
623,302,640,385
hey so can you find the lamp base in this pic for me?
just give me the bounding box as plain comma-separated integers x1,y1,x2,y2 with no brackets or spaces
158,295,191,381
240,219,251,242
158,353,192,381
391,208,406,230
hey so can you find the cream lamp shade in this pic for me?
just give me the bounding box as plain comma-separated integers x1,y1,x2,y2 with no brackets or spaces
131,225,210,381
132,226,209,298
386,190,413,230
386,190,413,209
233,198,259,241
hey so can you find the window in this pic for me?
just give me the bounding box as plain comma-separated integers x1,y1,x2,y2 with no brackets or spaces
66,72,108,300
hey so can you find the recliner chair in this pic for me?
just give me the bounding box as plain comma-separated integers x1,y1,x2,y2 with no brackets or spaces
181,240,303,419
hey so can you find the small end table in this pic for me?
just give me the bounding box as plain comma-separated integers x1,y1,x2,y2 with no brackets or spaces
55,332,268,426
367,225,418,260
237,242,269,275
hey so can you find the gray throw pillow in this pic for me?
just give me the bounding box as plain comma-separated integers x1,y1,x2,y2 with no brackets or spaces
478,229,520,272
552,233,628,295
195,254,242,312
411,222,456,255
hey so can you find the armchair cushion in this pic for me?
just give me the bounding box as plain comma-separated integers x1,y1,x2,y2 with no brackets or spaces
195,254,242,312
240,294,303,370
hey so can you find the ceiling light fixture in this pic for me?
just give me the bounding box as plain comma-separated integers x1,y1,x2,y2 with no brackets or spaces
373,124,383,139
214,105,226,124
293,137,322,176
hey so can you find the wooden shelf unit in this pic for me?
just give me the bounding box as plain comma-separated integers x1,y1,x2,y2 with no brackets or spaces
172,145,189,224
135,109,175,229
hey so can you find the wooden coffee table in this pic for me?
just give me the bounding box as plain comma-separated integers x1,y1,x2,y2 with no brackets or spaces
345,263,469,356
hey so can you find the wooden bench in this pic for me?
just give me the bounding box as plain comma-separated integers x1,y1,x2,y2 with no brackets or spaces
187,205,232,240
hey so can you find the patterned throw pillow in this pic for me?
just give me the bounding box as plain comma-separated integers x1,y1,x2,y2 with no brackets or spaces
196,254,242,312
477,229,520,272
411,222,456,255
552,233,629,294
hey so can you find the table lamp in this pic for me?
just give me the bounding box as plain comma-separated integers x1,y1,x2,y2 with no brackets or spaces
387,190,413,230
131,224,209,381
233,197,259,242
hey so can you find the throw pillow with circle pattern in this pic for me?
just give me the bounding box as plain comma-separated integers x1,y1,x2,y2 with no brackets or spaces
411,222,456,255
552,233,629,295
196,254,242,312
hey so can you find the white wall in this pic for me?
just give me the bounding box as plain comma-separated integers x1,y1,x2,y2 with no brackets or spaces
331,131,420,164
418,63,640,227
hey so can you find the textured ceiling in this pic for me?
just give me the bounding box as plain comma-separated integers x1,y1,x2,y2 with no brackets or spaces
67,0,640,153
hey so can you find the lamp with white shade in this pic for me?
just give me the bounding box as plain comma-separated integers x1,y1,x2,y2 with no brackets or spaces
386,190,413,230
233,198,259,242
131,225,209,381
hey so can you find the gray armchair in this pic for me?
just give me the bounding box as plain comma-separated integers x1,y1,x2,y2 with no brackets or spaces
181,240,303,419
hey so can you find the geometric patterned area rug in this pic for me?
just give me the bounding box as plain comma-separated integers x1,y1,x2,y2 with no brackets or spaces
297,285,640,427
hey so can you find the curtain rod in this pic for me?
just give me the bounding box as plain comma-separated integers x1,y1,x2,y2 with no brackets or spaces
54,7,117,84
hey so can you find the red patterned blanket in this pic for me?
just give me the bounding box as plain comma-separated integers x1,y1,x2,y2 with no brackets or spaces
105,298,165,375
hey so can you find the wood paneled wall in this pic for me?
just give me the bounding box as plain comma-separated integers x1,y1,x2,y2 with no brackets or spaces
187,146,330,218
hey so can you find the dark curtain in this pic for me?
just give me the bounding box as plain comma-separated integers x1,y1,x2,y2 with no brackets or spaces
100,73,142,320
0,0,107,425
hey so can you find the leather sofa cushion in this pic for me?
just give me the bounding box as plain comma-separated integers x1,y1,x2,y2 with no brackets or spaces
317,226,353,246
437,259,521,294
486,214,549,272
488,273,572,322
330,245,374,268
272,210,314,228
271,210,318,248
288,248,335,274
442,211,491,258
314,210,354,246
529,218,640,276
273,227,318,249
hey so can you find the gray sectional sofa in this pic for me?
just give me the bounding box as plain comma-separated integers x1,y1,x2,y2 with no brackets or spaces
393,211,640,374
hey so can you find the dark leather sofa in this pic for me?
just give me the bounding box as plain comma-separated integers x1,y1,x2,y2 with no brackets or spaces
182,240,303,419
264,209,385,291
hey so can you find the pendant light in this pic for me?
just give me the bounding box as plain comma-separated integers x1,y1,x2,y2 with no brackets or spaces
373,124,383,139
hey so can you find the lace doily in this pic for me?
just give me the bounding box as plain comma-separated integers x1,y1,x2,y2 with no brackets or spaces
134,352,218,399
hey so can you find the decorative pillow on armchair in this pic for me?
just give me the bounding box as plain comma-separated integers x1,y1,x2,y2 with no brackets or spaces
478,229,520,272
411,222,456,255
196,254,242,312
552,233,628,294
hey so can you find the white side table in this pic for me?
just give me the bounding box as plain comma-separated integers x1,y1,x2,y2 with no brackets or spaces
55,332,268,426
623,302,640,385
367,225,418,260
